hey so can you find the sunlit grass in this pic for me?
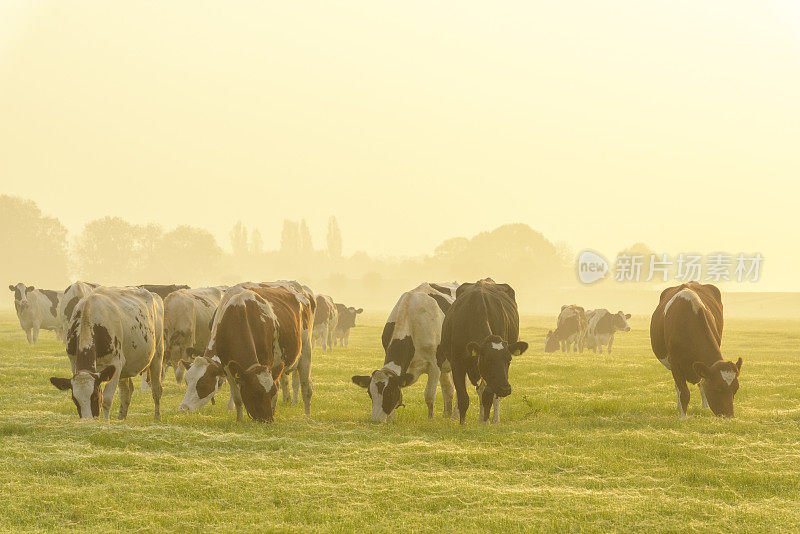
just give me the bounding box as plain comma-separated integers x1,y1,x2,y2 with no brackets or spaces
0,311,798,532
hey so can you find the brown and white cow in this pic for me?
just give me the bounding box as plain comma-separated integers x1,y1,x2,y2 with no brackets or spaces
57,282,98,350
9,282,61,344
164,287,224,384
178,285,303,422
332,303,363,348
312,294,338,352
545,305,588,353
585,309,631,354
50,286,164,421
650,282,743,418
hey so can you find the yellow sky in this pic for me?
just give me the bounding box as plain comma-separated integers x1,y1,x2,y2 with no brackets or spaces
1,1,799,289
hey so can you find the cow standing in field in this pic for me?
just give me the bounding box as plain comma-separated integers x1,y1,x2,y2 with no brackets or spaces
545,305,588,353
49,287,164,421
585,309,631,354
8,283,61,344
57,282,98,350
351,282,458,422
178,285,303,422
164,287,224,384
312,295,338,352
437,279,529,424
332,303,363,348
650,282,743,418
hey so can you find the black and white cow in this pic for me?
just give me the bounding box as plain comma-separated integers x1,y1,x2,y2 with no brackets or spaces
50,286,164,421
312,294,338,352
8,282,61,344
585,309,631,354
352,282,458,422
164,287,224,384
437,279,529,424
57,282,98,350
332,303,363,348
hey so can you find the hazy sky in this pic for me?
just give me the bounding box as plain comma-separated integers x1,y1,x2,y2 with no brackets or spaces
1,1,799,289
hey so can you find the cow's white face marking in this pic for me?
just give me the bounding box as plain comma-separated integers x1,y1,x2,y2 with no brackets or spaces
179,357,218,411
255,369,275,394
491,342,504,350
384,362,401,375
72,371,96,419
720,370,737,385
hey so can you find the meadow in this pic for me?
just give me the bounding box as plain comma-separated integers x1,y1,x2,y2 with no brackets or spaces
0,310,799,533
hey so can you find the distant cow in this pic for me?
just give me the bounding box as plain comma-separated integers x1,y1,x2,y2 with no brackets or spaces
545,305,588,353
585,309,631,354
138,284,190,300
650,282,743,418
312,294,338,352
164,287,224,384
57,282,98,349
332,303,363,347
437,279,529,424
352,282,458,422
8,283,61,344
178,285,303,422
50,287,164,421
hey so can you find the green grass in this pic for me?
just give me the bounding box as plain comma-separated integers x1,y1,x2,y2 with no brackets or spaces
0,310,799,532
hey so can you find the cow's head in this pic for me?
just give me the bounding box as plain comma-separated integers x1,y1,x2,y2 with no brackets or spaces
467,335,528,398
9,283,34,311
545,330,560,353
227,361,284,422
50,366,116,419
613,311,632,332
179,356,224,412
338,306,363,330
694,357,743,417
351,368,411,422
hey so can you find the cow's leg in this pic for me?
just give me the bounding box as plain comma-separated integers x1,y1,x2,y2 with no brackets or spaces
32,326,40,345
439,369,455,418
227,376,244,421
478,384,494,424
101,366,122,421
279,372,291,404
298,329,313,415
424,364,440,419
118,377,133,420
452,363,469,424
671,370,690,418
292,370,301,406
141,371,151,392
149,350,163,423
607,334,615,354
699,383,709,409
24,328,32,345
492,396,501,423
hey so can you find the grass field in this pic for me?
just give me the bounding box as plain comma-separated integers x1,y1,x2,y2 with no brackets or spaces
1,310,799,532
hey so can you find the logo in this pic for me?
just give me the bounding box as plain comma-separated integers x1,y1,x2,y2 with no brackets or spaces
577,250,609,284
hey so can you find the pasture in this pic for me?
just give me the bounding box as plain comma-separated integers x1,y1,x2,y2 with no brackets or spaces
0,310,798,532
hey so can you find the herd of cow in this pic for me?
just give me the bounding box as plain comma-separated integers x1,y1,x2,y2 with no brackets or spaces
9,277,743,424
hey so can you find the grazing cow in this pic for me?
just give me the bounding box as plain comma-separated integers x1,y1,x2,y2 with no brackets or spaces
49,287,164,421
178,285,303,422
585,309,631,354
351,282,458,422
138,284,190,300
650,282,742,418
332,303,363,347
164,287,224,384
545,305,588,353
312,294,338,352
8,283,61,344
57,282,98,349
437,279,529,424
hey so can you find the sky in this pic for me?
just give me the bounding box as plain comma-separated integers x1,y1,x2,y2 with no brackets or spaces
1,1,799,290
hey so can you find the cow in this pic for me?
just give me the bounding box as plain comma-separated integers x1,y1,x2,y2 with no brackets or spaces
437,279,529,424
351,282,458,422
332,303,363,347
585,309,631,354
49,286,164,421
650,282,743,418
312,294,338,352
138,284,190,300
545,305,588,353
164,287,224,384
57,282,98,350
178,285,303,422
8,283,61,344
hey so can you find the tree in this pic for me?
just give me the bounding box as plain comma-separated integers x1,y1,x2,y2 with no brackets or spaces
280,220,299,255
327,216,342,258
230,221,249,257
250,228,264,255
298,219,313,255
74,216,139,283
154,225,223,283
0,195,69,287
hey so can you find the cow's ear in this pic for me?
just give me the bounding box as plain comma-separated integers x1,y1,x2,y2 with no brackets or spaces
466,342,480,358
692,361,710,378
50,377,72,391
509,341,529,356
226,361,244,379
355,308,363,314
26,286,35,292
8,285,14,291
399,373,414,387
735,357,743,374
270,361,285,381
625,313,631,319
351,375,371,388
98,366,116,383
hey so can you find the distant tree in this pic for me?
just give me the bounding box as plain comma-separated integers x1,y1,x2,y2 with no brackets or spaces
327,216,342,258
280,220,300,255
434,237,468,257
74,216,138,283
0,195,69,288
154,225,223,283
298,219,313,254
250,228,263,255
230,221,249,256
